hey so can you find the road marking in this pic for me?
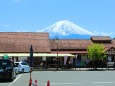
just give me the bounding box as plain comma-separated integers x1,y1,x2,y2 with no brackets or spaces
9,74,22,86
93,81,115,84
44,82,83,85
44,81,115,85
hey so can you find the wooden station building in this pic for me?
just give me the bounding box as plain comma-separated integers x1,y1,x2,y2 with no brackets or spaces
0,32,115,67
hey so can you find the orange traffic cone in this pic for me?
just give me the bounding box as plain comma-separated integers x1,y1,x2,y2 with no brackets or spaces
29,78,32,86
47,80,50,86
34,80,38,86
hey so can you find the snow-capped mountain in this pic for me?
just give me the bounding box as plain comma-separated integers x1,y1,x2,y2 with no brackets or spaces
40,20,95,39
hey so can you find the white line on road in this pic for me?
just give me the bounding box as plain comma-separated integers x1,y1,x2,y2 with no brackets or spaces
93,81,115,84
44,81,115,85
44,82,83,85
9,74,22,86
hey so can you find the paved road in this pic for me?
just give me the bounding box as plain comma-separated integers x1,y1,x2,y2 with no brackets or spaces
0,71,115,86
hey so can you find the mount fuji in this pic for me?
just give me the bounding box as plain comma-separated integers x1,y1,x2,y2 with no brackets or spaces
40,20,95,39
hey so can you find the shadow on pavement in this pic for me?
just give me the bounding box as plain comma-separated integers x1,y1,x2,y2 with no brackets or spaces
0,79,12,83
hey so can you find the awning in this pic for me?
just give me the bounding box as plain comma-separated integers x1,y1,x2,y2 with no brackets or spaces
0,53,75,57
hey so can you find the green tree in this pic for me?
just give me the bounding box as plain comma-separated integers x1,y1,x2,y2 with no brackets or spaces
87,43,106,69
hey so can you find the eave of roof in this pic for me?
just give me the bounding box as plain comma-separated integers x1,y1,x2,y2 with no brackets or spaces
0,53,74,57
91,36,112,42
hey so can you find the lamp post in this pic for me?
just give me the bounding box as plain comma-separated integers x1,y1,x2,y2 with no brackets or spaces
56,37,59,70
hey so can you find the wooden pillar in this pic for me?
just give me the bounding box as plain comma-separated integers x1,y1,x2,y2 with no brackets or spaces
12,57,14,61
16,57,18,62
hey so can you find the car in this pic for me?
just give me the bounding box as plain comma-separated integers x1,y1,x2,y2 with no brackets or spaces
14,61,30,73
0,59,16,81
14,62,20,74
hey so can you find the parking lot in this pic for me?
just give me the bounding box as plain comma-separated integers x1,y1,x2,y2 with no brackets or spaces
1,71,115,86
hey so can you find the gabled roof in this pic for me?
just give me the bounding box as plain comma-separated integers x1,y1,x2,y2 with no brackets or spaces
91,36,111,43
104,40,115,51
0,32,51,53
51,39,92,49
106,47,115,51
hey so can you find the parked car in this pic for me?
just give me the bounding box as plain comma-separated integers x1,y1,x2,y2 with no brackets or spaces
14,62,20,74
14,61,30,73
0,59,16,81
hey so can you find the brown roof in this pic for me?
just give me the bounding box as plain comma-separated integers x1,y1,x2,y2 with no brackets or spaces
0,32,115,54
91,36,111,42
51,39,92,49
111,40,115,44
0,32,51,53
99,39,115,49
51,38,115,54
51,51,87,54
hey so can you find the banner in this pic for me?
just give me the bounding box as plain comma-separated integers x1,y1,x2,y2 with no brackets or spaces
64,56,68,65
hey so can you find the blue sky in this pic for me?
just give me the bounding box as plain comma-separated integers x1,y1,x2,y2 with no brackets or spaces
0,0,115,37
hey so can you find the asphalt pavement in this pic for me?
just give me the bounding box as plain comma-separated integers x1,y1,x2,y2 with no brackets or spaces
0,70,115,86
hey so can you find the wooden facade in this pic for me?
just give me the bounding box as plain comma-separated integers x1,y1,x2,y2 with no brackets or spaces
0,32,115,66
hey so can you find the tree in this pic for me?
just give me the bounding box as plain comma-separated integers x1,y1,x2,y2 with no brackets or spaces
87,43,106,69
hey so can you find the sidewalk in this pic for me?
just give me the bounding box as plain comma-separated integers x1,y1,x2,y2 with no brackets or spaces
33,67,115,71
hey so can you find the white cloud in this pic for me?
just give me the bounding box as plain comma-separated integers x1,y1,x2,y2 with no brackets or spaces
0,24,9,27
94,31,115,38
14,0,21,3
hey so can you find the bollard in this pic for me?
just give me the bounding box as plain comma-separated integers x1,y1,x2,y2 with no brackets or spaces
29,68,33,86
47,80,50,86
34,80,38,86
29,78,32,86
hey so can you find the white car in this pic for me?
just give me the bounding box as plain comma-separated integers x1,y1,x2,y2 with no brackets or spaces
14,61,30,73
14,63,19,74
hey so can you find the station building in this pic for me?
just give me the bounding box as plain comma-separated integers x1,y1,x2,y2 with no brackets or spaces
0,32,115,67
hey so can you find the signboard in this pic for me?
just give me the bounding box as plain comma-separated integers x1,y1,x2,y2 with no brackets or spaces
3,54,8,59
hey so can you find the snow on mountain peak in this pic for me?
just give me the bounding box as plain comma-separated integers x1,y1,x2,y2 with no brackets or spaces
40,20,94,38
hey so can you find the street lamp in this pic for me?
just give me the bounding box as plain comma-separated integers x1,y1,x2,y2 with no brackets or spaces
56,37,59,70
53,37,59,70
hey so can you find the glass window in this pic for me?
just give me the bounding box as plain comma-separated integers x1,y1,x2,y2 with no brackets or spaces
0,60,11,68
21,62,28,65
14,63,19,67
